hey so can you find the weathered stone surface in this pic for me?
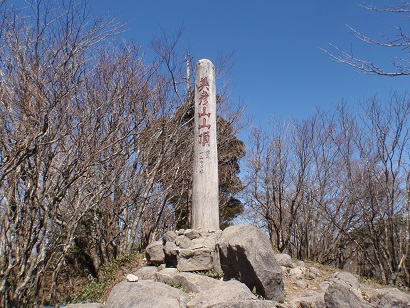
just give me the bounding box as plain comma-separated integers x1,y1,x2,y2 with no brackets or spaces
134,266,158,280
156,268,222,293
294,280,308,289
324,283,373,308
145,240,165,264
105,280,189,308
288,292,325,308
175,235,193,249
203,234,218,249
289,267,303,278
191,238,206,249
161,228,223,272
275,253,294,268
63,304,102,308
217,224,285,302
208,300,280,307
97,251,410,308
153,267,179,286
368,287,410,308
177,248,214,271
163,230,177,242
164,240,178,256
187,279,257,308
184,229,201,240
320,272,361,298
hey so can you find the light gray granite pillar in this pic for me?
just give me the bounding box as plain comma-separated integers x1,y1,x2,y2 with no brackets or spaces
192,59,219,230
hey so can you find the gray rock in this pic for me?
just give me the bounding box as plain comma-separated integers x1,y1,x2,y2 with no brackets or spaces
294,280,308,289
184,229,201,240
203,234,218,248
164,241,178,266
275,253,294,268
63,304,102,308
156,268,222,293
177,248,214,272
209,300,280,307
369,287,410,308
145,240,165,265
287,292,325,308
175,235,193,249
217,224,285,302
324,283,373,308
177,229,186,235
191,238,206,249
105,280,190,308
134,266,158,280
333,272,360,289
296,260,305,267
187,279,257,308
163,230,177,242
164,240,178,256
305,266,320,280
289,267,303,279
308,266,320,275
321,272,362,298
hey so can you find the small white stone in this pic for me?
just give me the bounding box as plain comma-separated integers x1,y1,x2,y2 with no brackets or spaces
126,274,139,282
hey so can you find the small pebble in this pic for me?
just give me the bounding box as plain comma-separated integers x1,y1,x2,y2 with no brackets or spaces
126,274,139,282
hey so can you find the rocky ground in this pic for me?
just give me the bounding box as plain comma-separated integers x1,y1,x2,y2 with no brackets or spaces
63,224,410,308
65,252,410,308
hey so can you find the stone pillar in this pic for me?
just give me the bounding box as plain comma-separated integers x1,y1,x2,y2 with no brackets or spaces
192,59,219,230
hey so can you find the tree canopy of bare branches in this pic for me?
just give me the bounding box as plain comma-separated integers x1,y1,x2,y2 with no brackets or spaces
0,1,246,306
244,96,410,288
322,1,410,76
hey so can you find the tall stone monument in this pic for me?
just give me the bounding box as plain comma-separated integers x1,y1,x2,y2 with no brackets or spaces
192,59,219,230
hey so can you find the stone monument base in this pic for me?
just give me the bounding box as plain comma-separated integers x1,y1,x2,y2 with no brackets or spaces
146,228,222,273
145,224,286,302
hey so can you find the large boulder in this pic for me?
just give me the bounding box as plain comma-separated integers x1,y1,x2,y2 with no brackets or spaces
288,292,326,308
368,287,410,308
105,280,190,308
216,224,285,302
320,272,361,296
155,267,222,293
324,283,374,308
186,279,257,307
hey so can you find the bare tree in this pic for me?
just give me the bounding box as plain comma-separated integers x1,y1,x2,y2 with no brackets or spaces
351,95,410,286
0,2,247,304
0,0,129,305
244,116,315,253
243,98,410,287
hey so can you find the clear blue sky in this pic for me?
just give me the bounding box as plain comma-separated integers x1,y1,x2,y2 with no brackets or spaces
93,0,410,126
